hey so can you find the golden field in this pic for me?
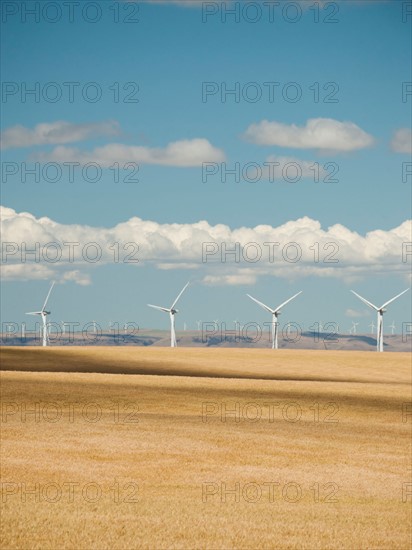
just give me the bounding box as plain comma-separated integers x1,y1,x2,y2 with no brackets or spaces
1,347,411,549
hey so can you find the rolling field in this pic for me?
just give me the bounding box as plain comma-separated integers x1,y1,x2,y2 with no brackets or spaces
1,347,411,549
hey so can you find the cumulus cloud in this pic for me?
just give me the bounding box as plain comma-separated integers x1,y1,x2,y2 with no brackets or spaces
1,120,120,150
34,139,226,167
1,119,225,166
244,118,374,153
345,308,369,318
60,271,92,285
1,206,410,285
202,271,257,286
1,263,56,281
391,128,412,154
1,263,91,285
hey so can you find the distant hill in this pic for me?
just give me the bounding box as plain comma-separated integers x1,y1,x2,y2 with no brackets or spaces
1,329,411,352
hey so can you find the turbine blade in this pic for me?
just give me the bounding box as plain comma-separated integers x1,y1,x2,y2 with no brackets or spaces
42,281,55,312
350,290,378,311
246,294,275,314
147,304,170,313
380,288,409,309
274,291,303,313
171,282,190,310
26,311,42,315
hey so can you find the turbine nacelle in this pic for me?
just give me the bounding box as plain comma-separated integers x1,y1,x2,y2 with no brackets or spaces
247,290,302,349
351,288,409,352
147,282,189,347
25,281,55,347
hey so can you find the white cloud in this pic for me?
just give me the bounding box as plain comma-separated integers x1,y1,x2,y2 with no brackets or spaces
345,308,369,318
1,263,90,285
1,119,225,166
244,118,374,153
202,271,257,286
391,128,412,154
158,262,200,270
60,271,92,286
1,206,410,286
1,120,120,150
1,263,55,281
34,139,225,167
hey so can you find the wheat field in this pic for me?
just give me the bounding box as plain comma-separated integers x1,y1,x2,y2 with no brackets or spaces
1,347,411,549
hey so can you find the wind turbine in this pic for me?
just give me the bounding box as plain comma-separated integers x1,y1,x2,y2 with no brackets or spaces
196,320,202,331
148,282,190,347
369,321,375,335
247,290,302,349
389,321,396,336
351,321,359,335
351,289,409,352
26,282,55,347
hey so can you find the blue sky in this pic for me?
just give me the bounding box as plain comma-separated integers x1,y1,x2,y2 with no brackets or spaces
1,0,411,336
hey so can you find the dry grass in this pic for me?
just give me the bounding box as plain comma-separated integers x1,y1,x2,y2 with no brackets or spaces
1,347,411,549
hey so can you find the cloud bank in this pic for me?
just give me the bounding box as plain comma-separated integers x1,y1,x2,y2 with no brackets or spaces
1,121,121,150
244,118,374,152
2,206,410,285
34,139,226,167
391,128,412,154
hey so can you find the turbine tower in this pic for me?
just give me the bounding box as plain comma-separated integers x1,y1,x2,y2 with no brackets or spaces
26,281,55,347
148,282,189,347
247,290,302,349
351,289,409,352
